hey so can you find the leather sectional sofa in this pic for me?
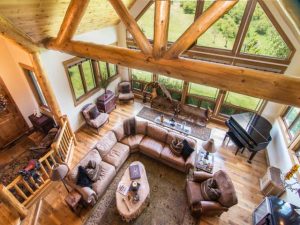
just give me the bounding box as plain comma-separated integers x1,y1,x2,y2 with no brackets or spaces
66,118,197,204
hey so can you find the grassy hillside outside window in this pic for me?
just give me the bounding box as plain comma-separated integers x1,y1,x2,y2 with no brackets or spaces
282,107,300,140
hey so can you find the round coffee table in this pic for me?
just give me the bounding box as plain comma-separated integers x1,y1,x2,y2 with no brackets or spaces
116,161,150,222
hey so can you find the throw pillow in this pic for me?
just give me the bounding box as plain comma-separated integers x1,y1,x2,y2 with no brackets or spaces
89,106,100,120
85,160,101,182
121,84,130,93
181,139,194,161
200,178,221,201
170,138,183,156
76,166,92,188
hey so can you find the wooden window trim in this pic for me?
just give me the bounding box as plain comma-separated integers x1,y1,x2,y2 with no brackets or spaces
19,63,49,108
281,106,300,143
63,57,101,106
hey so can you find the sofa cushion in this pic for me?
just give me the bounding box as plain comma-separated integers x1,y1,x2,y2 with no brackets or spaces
89,106,100,120
200,178,221,201
119,93,134,101
112,124,125,142
186,180,204,206
90,113,109,128
95,131,117,158
161,146,185,169
103,143,130,171
213,170,238,207
139,136,164,159
121,134,144,151
136,120,148,135
181,139,195,161
147,123,168,143
68,149,102,183
166,131,196,149
92,161,116,197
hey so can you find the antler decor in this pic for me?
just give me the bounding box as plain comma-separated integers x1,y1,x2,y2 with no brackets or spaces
43,0,300,107
0,94,8,113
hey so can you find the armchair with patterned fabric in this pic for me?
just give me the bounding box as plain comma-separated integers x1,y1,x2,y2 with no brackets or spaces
186,170,238,217
118,81,134,102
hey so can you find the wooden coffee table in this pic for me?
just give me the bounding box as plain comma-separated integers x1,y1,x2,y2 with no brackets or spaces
116,161,150,222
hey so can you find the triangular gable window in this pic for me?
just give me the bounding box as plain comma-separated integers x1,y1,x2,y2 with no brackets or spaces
136,3,155,40
240,2,291,59
197,0,247,50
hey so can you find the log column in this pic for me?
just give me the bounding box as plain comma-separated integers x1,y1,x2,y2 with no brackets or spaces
31,53,62,124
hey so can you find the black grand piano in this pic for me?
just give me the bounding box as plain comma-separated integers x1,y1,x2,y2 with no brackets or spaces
224,112,272,163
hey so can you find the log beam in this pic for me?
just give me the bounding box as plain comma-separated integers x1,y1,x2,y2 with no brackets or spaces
108,0,152,55
46,40,300,107
164,0,238,59
54,0,90,46
31,53,62,124
153,0,171,59
0,15,39,53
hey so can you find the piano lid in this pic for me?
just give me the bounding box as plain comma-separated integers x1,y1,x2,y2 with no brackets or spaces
230,112,272,143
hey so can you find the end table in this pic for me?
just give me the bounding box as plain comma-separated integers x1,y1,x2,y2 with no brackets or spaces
65,190,85,215
194,149,214,174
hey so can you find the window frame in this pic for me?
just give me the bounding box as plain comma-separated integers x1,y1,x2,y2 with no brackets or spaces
64,57,119,106
97,61,118,81
282,106,300,142
130,68,153,93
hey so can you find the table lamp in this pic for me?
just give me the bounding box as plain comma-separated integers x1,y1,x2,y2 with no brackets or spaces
202,138,216,160
50,163,70,192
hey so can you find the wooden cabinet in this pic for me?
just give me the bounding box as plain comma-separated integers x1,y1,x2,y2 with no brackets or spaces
28,114,55,134
96,90,116,113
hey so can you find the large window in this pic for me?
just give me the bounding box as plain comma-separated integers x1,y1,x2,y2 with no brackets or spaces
131,69,153,92
186,83,219,109
197,0,247,50
65,58,118,105
282,107,300,140
240,2,290,59
220,92,263,116
97,61,117,81
136,3,154,40
157,75,183,101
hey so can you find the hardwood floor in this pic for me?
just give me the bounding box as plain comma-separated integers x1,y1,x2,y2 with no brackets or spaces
27,101,267,225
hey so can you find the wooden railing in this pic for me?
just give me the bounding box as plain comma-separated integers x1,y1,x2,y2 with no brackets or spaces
0,115,76,220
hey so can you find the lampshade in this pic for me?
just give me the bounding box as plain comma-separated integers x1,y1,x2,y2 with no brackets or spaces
202,138,216,154
50,163,69,181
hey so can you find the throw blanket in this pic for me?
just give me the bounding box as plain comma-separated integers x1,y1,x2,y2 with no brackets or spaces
124,117,136,136
85,160,101,182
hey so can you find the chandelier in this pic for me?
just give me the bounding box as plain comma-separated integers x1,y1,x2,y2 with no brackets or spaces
0,94,8,112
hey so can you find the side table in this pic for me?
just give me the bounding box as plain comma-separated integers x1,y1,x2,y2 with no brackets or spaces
96,90,116,113
194,149,214,174
28,113,55,134
65,190,85,215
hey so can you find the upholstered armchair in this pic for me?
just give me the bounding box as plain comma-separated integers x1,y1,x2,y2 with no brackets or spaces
81,103,109,133
118,81,134,102
186,170,238,217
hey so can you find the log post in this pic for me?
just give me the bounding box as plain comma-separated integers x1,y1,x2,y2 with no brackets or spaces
0,184,28,219
54,0,90,46
108,0,153,55
153,0,171,59
31,53,62,124
164,0,238,59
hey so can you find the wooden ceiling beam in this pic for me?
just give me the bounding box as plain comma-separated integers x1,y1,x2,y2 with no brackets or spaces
108,0,152,55
54,0,90,46
164,0,238,59
153,0,171,59
0,15,39,53
46,39,300,107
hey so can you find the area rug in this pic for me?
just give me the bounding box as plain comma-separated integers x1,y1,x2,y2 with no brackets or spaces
84,154,197,225
137,106,211,141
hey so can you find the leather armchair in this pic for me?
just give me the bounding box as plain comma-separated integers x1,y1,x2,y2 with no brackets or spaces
118,81,134,102
186,170,238,217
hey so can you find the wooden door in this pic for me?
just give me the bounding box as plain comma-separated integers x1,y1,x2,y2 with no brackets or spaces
0,76,28,148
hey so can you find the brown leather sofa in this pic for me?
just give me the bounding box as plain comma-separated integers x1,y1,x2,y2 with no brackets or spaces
66,118,197,204
186,170,238,217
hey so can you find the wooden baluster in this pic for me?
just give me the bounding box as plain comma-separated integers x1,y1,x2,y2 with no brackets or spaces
0,184,28,219
29,177,39,189
22,180,34,195
14,185,28,201
39,163,49,179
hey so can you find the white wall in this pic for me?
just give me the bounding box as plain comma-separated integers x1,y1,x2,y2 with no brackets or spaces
40,26,121,130
0,36,39,126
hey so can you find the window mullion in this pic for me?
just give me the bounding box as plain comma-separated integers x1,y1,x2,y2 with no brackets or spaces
289,113,300,130
78,64,88,93
106,63,110,78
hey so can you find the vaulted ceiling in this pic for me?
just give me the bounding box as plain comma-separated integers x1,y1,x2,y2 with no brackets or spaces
0,0,136,43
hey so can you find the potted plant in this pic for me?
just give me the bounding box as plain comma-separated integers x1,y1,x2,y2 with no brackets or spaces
101,79,110,97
